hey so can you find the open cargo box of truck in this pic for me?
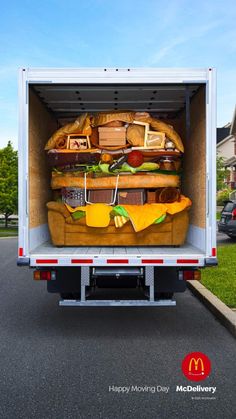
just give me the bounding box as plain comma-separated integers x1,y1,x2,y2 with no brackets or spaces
18,68,217,268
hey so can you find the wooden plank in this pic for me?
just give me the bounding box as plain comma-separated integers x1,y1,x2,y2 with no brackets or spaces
29,89,58,228
178,87,206,228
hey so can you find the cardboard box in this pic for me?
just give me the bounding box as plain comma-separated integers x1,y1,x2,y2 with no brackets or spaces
98,127,126,146
99,139,126,147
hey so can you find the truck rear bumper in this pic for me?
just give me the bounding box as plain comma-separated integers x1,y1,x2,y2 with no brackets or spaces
59,299,176,307
18,255,217,268
17,257,30,266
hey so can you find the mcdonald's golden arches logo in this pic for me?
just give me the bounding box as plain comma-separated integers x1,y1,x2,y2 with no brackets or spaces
182,352,211,381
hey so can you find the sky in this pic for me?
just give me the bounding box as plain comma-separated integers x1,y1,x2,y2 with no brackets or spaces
0,0,236,149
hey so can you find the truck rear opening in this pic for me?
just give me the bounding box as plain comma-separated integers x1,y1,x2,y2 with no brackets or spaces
18,68,217,306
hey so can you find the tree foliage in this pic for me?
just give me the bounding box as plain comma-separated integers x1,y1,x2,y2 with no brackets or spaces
217,155,230,191
0,141,18,227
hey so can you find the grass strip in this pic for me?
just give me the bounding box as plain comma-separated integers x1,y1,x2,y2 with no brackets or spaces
201,244,236,308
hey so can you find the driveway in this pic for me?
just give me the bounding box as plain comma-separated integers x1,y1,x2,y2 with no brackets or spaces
217,230,235,244
0,238,235,419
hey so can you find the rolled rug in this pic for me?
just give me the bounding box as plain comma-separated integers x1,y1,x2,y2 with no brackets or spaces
55,137,67,149
156,187,181,203
51,173,180,190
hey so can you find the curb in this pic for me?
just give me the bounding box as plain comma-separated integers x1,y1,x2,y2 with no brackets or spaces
187,280,236,338
0,236,18,240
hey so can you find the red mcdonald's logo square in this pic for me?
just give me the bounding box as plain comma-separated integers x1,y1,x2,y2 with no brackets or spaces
182,352,211,381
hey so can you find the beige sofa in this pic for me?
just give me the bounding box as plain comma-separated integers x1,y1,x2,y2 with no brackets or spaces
47,202,189,247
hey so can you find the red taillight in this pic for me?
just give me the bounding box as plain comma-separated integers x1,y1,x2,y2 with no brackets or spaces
18,247,23,257
41,271,51,280
232,209,236,220
34,270,54,281
183,270,201,281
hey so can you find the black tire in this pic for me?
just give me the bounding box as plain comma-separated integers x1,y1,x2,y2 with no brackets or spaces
227,235,236,240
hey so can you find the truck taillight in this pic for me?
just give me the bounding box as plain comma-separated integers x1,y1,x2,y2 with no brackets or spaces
232,209,236,220
34,270,56,281
183,270,201,281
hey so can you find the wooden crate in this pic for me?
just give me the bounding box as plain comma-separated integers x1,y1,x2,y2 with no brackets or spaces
131,121,165,149
117,189,146,205
98,127,126,146
88,189,115,204
147,190,157,203
66,134,91,150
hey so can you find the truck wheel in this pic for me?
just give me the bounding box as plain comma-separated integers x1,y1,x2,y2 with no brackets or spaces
227,235,236,240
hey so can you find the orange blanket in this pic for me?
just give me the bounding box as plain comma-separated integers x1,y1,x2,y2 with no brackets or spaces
65,196,191,232
120,196,191,231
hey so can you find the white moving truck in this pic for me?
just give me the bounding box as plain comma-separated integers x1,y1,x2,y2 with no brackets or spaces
17,68,217,306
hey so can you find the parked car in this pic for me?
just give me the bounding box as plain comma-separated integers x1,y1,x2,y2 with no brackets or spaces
218,200,236,238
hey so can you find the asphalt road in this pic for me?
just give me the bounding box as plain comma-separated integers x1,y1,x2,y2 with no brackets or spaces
0,238,235,419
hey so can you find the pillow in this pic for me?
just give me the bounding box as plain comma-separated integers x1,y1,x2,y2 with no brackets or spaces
93,111,134,127
103,120,125,127
127,124,145,147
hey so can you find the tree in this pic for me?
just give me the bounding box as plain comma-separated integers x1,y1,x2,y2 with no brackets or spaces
0,141,18,228
217,155,230,191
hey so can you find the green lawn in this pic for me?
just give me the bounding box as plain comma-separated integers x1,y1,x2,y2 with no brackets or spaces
0,227,18,237
201,244,236,308
216,211,221,221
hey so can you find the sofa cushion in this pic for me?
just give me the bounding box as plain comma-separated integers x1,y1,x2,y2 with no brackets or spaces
65,216,172,234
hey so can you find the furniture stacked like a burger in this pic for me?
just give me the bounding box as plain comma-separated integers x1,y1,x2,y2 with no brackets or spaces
45,111,191,246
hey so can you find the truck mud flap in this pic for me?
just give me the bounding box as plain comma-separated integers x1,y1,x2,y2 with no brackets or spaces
154,267,186,294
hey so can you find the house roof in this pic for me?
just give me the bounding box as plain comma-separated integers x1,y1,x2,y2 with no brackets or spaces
217,127,231,144
224,156,236,166
217,106,236,145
